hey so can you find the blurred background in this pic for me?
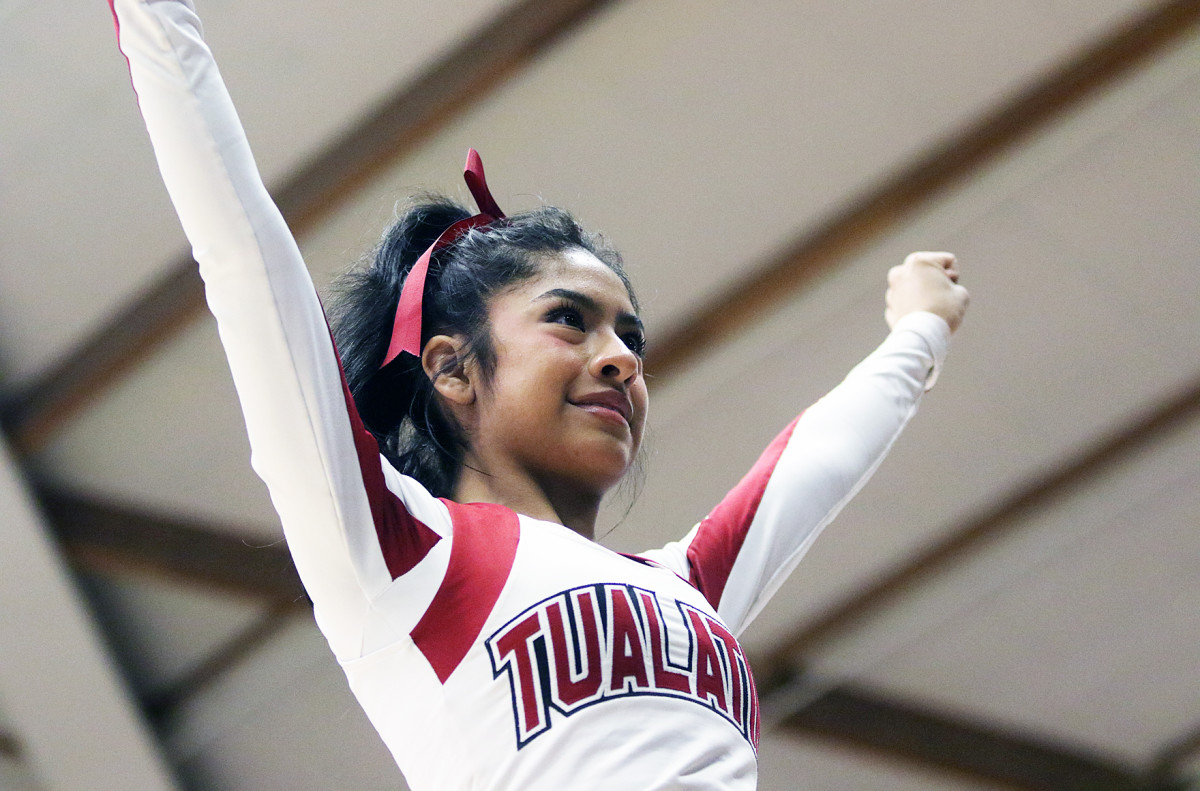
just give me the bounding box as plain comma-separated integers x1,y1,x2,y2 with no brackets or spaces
1,0,1198,789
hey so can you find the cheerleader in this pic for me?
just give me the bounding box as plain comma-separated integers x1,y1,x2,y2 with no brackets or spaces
108,1,967,788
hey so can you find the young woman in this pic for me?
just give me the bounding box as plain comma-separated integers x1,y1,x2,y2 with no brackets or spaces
108,1,968,788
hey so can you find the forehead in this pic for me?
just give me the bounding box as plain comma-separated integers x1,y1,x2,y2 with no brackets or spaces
522,248,637,313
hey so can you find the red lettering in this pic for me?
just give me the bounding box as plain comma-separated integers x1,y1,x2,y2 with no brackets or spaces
636,591,692,694
608,587,649,692
546,593,603,706
685,609,727,712
488,585,758,750
491,612,545,739
707,618,745,726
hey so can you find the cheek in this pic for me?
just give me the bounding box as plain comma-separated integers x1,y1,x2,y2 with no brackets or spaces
489,358,570,426
631,381,650,433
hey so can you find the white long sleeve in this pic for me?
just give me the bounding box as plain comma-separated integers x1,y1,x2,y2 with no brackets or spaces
110,0,449,661
646,311,950,633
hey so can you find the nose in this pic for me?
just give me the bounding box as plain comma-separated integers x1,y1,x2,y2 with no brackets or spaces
590,330,640,385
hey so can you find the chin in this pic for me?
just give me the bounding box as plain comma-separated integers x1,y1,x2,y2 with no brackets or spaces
567,446,635,494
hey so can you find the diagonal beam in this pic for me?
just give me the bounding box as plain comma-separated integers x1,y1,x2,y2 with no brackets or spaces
48,492,1191,791
142,603,296,724
7,0,1196,448
750,378,1200,789
761,375,1200,674
778,680,1180,791
0,730,20,759
19,0,1192,625
0,0,617,453
643,0,1200,380
1147,719,1200,787
1,263,205,456
6,3,1197,779
36,485,307,606
30,490,308,727
8,0,1197,451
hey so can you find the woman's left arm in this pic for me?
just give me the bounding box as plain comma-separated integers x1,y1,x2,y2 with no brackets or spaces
647,254,968,635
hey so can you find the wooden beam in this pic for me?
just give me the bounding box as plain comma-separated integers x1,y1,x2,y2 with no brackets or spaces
142,603,295,723
1,263,204,456
36,486,307,607
779,680,1172,791
753,378,1200,789
762,375,1200,674
8,0,1196,447
7,3,1199,775
0,730,20,760
33,487,308,725
643,0,1200,380
272,0,618,231
1147,719,1200,788
0,0,617,453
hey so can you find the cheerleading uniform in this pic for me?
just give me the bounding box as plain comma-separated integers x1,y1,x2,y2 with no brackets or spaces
109,1,950,788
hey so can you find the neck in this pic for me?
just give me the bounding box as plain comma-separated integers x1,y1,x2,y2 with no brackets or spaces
453,458,601,540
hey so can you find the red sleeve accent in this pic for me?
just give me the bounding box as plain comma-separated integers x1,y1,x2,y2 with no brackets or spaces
339,377,441,578
686,415,801,610
411,502,520,683
328,318,439,580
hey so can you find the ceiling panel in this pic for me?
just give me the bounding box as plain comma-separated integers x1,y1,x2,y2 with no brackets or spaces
0,0,516,385
160,619,400,791
757,730,1008,791
2,0,1196,789
295,0,1159,331
0,753,43,791
856,421,1200,764
77,570,271,700
618,25,1200,657
31,318,280,535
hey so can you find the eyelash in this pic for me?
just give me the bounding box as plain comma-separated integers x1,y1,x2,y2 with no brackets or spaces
545,304,586,331
623,330,647,358
545,303,646,358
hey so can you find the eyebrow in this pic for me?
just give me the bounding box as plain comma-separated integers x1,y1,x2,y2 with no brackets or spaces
535,288,643,331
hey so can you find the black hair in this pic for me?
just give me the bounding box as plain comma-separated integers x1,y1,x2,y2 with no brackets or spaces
327,196,635,498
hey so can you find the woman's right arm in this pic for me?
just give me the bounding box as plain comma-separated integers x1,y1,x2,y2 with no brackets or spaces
109,0,447,660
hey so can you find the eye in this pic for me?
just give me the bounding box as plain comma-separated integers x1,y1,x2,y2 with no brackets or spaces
545,304,586,331
622,330,647,358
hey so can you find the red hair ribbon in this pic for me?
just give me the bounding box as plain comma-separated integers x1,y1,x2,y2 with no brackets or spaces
381,149,507,368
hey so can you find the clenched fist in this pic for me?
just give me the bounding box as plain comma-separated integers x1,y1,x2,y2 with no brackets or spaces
885,252,970,333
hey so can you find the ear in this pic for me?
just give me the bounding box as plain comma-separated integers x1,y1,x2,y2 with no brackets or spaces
421,334,475,406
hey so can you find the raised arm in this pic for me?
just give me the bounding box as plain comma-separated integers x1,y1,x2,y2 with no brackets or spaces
109,0,445,660
646,253,968,634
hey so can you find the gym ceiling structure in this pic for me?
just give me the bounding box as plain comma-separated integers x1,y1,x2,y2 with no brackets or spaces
1,0,1198,788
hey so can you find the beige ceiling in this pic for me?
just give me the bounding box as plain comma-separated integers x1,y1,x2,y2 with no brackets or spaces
1,0,1198,789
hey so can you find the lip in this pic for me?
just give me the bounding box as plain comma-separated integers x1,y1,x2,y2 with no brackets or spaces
570,390,633,425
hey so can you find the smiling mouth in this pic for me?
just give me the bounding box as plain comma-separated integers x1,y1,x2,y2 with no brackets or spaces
571,396,633,426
